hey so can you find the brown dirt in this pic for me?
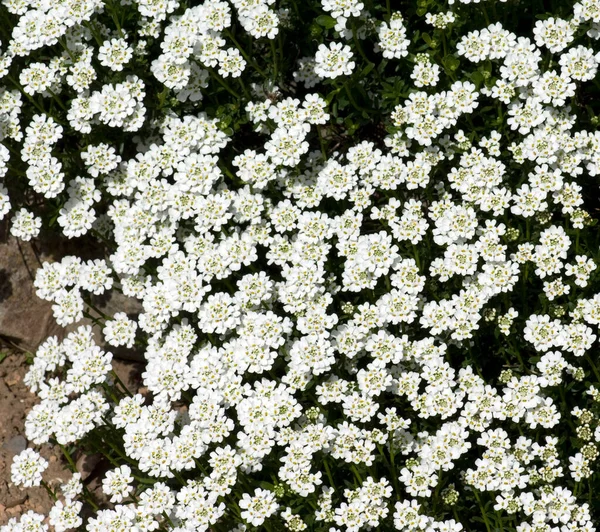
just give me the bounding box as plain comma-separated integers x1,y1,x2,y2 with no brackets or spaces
0,351,72,524
0,351,144,524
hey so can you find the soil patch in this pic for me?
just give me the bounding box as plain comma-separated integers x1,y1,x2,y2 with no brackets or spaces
0,351,71,524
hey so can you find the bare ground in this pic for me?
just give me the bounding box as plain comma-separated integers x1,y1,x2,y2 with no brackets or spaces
0,351,71,524
0,351,143,524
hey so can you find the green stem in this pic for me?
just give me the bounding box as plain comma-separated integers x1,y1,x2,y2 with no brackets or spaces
432,472,442,513
344,82,368,115
103,436,137,467
379,441,400,497
41,480,58,501
58,37,78,63
507,339,526,370
84,299,110,320
106,0,124,37
237,77,251,99
441,31,448,59
83,20,105,47
473,490,492,532
452,506,463,528
102,382,121,404
585,354,600,382
110,370,133,397
57,444,99,509
173,470,187,486
316,125,327,160
412,244,421,270
6,75,47,115
481,5,491,25
225,29,267,77
162,511,176,528
350,464,363,485
59,444,77,471
352,21,378,80
270,39,278,81
208,67,241,99
323,457,337,492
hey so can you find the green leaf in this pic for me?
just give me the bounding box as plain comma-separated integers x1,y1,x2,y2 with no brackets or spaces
421,32,432,46
470,71,484,88
316,15,337,28
443,54,460,71
361,63,375,77
325,88,342,104
309,22,322,37
0,352,7,365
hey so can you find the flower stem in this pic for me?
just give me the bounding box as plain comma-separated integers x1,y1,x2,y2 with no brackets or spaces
41,480,58,501
474,490,492,532
225,30,267,77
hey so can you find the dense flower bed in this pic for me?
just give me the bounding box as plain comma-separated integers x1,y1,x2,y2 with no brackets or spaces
2,0,600,530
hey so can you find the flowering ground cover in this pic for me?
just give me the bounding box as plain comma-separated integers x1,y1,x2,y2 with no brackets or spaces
2,0,600,530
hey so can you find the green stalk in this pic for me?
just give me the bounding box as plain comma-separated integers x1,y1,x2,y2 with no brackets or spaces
585,354,600,383
323,457,337,492
270,39,278,81
225,30,267,77
110,370,133,397
58,444,99,510
473,489,492,532
351,21,378,80
316,125,328,160
344,82,368,115
41,480,58,501
6,75,48,115
208,68,241,99
389,435,400,498
350,464,363,485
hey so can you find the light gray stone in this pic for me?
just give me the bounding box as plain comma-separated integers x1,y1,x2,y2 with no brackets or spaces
2,435,27,455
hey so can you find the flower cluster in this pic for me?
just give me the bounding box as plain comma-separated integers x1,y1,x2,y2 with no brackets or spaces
2,0,600,531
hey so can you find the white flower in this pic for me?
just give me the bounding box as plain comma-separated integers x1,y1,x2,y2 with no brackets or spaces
10,208,41,241
218,47,246,78
377,14,410,59
321,0,363,19
49,498,83,532
11,448,48,487
98,38,133,71
239,488,279,527
314,42,355,78
103,312,138,348
81,143,122,177
533,17,576,53
102,465,134,503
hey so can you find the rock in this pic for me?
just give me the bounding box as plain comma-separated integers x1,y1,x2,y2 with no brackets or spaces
3,489,27,509
75,453,103,481
87,291,144,362
4,372,21,387
0,225,63,352
0,221,144,360
5,504,22,518
2,435,26,455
